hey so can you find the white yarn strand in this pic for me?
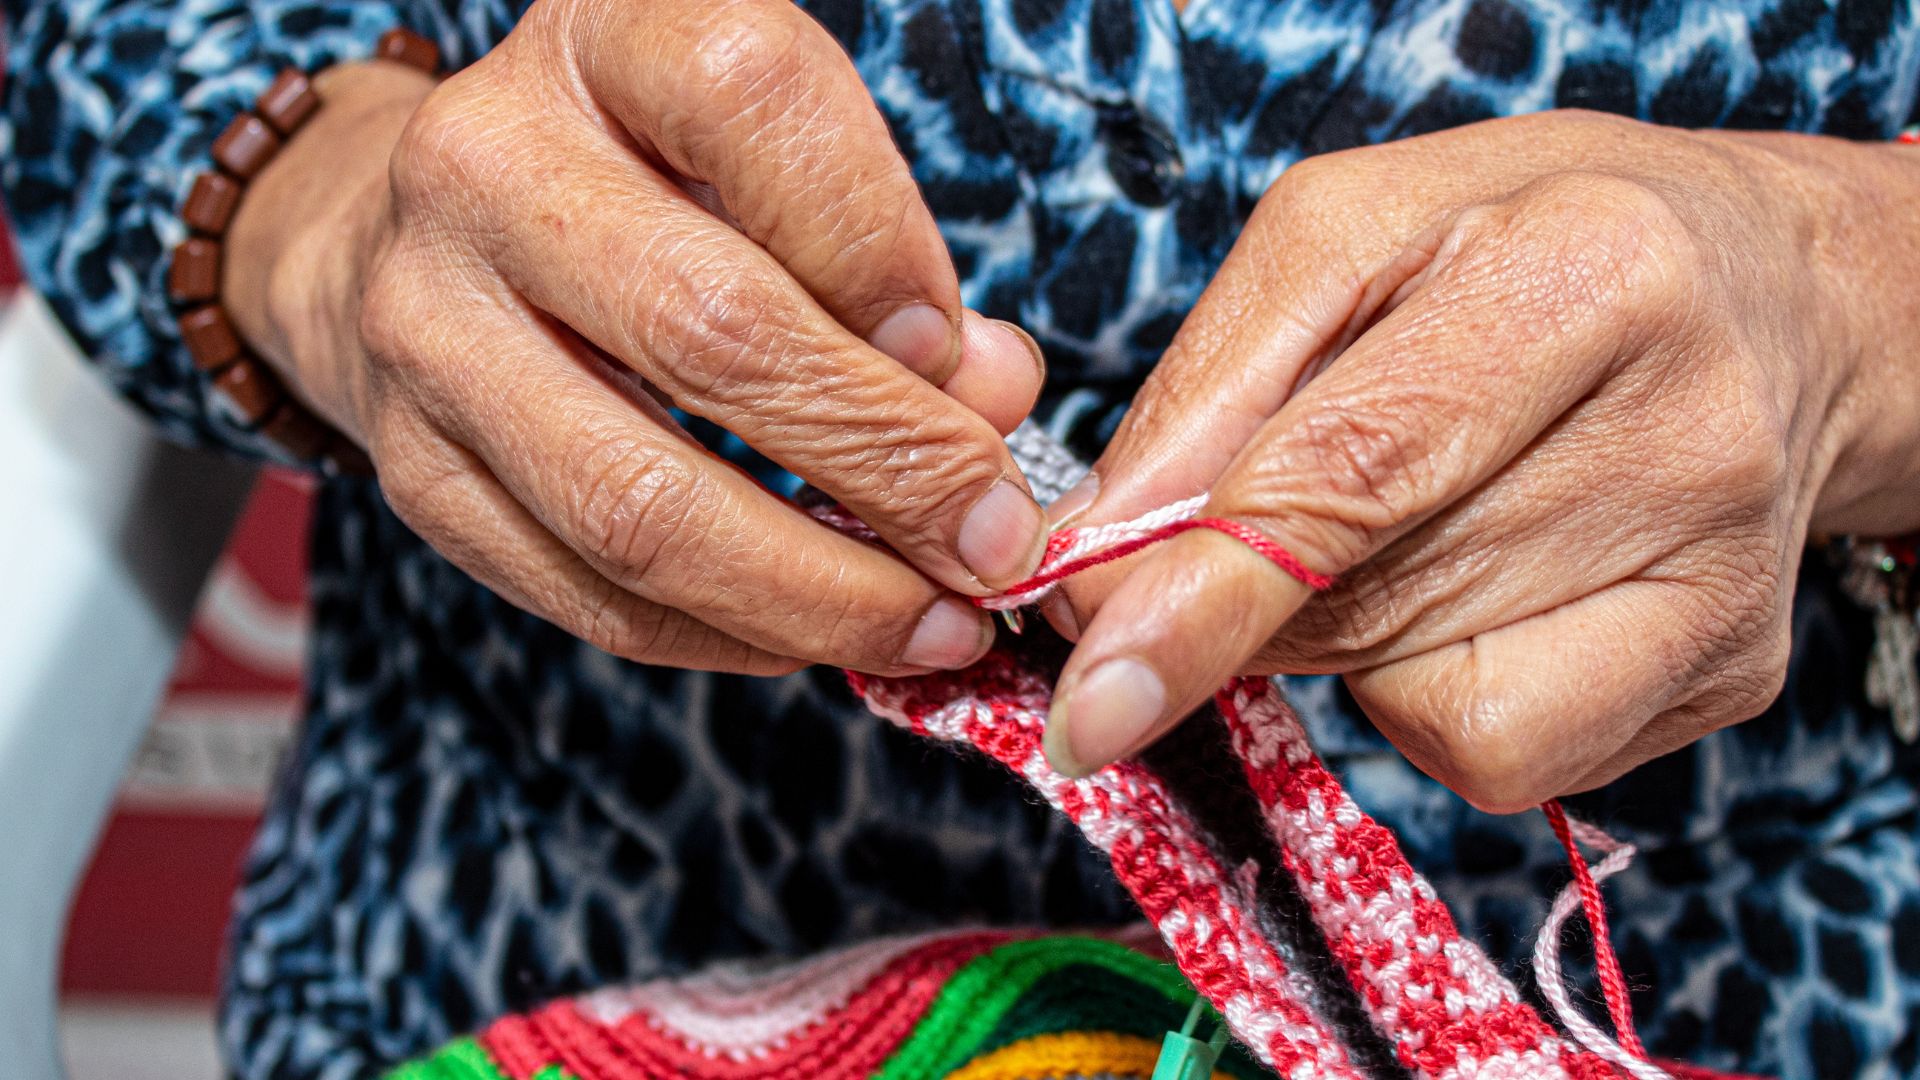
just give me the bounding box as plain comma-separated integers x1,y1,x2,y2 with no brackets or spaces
1530,821,1675,1080
979,493,1211,611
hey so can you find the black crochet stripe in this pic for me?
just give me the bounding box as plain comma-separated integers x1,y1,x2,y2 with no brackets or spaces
1142,706,1413,1078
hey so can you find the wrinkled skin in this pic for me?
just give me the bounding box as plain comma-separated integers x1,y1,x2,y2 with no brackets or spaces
228,0,1056,679
224,3,1920,810
1042,112,1920,811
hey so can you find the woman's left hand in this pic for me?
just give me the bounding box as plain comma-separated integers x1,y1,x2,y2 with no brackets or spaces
1040,111,1920,810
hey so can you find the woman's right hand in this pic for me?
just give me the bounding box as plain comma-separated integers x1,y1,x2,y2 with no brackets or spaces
225,1,1052,676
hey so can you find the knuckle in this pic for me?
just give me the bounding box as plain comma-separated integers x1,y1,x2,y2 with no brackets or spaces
1262,153,1350,220
1739,624,1793,716
1247,401,1432,566
1716,442,1791,517
829,415,1005,536
1509,173,1702,323
585,597,709,667
1433,697,1554,814
677,11,811,120
645,255,795,402
1715,630,1791,724
1377,665,1555,814
1668,371,1792,518
1256,154,1360,244
1349,656,1561,813
572,583,659,661
1693,541,1789,647
388,83,496,207
562,436,702,582
1683,602,1790,732
356,262,414,365
1646,561,1790,730
1542,107,1636,133
1292,566,1424,657
371,430,461,527
1723,405,1792,504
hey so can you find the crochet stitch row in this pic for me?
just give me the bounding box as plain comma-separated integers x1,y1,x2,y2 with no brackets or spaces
853,655,1760,1079
853,656,1366,1078
387,932,1266,1079
1219,679,1602,1078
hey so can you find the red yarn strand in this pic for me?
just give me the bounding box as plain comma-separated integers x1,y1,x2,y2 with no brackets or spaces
992,516,1336,601
1542,799,1648,1061
1185,518,1337,590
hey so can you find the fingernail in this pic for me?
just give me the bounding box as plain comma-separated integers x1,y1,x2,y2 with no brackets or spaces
902,595,992,670
1039,591,1081,640
976,315,1045,380
958,479,1047,587
871,303,959,381
1046,472,1099,528
1044,657,1166,778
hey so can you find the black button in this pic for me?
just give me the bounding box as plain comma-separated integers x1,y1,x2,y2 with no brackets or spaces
1097,102,1184,206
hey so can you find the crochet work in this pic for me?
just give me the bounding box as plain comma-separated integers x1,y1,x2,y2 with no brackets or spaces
383,657,1765,1078
852,656,1624,1079
388,930,1275,1079
389,426,1770,1079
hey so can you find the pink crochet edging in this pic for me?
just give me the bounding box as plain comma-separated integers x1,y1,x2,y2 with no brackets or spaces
1219,677,1623,1080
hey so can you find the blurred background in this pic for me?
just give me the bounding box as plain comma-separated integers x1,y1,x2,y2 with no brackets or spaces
0,219,311,1076
57,468,308,1079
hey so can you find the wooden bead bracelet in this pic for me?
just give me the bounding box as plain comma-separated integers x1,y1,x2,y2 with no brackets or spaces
166,27,442,475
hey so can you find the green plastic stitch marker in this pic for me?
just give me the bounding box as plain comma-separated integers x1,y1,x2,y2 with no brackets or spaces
1152,997,1233,1080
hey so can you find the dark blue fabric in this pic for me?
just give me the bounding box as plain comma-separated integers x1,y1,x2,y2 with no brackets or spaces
4,0,1920,1075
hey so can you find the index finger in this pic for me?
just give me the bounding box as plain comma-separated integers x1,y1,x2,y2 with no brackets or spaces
587,1,1040,414
467,152,1049,594
1038,158,1444,632
372,280,1001,675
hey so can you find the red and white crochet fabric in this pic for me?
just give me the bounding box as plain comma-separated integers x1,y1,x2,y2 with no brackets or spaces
853,661,1615,1079
837,483,1765,1080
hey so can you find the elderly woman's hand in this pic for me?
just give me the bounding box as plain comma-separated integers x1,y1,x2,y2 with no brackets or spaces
1041,111,1920,809
224,2,1054,676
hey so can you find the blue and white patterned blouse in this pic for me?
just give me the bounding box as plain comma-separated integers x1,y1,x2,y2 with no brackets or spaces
4,0,1919,1076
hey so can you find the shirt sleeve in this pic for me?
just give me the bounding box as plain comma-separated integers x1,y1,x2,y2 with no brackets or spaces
0,0,440,459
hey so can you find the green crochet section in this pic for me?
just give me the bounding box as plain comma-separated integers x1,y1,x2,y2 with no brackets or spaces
384,937,1272,1080
978,962,1266,1076
872,937,1270,1080
386,1038,579,1080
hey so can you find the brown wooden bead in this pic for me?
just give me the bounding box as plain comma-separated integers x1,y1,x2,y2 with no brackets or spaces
211,359,285,425
256,69,320,136
258,400,333,459
212,113,282,179
375,28,440,73
178,305,242,371
167,238,222,303
181,171,242,234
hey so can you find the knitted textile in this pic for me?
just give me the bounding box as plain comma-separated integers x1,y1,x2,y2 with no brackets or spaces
386,930,1270,1079
389,426,1768,1079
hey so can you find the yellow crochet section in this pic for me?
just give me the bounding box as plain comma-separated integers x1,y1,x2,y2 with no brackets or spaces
941,1031,1232,1080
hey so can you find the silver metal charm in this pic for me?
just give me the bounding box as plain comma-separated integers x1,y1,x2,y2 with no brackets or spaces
1867,606,1920,743
1840,539,1920,743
